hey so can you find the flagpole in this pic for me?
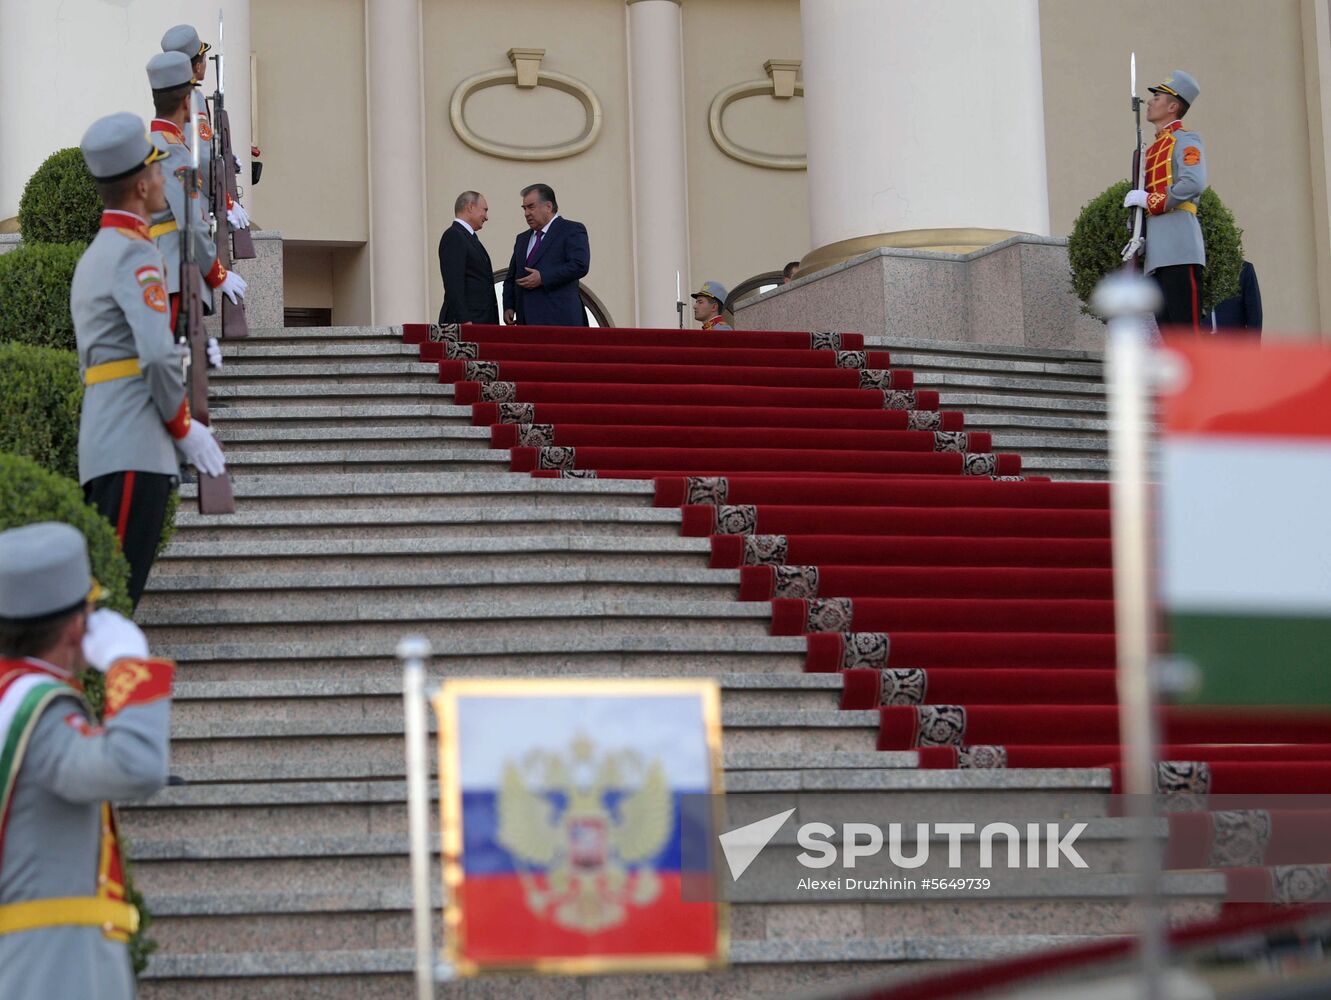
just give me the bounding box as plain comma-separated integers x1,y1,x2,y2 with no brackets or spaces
399,636,436,1000
1094,269,1166,1000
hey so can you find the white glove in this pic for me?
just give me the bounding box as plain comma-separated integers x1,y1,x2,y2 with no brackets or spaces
227,201,251,229
1123,189,1150,210
206,337,222,368
218,270,247,304
176,420,227,477
82,609,149,673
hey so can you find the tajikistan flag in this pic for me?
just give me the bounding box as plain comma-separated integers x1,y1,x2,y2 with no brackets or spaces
1160,337,1331,706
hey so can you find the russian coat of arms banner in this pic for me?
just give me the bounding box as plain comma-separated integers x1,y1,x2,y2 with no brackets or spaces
434,677,727,975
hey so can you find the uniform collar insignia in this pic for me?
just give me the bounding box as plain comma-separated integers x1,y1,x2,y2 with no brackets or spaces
1154,120,1184,138
150,118,184,140
100,210,151,240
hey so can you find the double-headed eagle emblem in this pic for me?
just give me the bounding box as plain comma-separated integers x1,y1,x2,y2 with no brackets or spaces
497,731,673,933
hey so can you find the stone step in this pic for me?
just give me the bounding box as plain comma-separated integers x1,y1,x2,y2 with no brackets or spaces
863,334,1102,364
210,382,455,405
934,390,1106,417
168,675,844,735
222,342,420,360
177,471,655,510
211,361,434,382
120,770,1115,846
152,634,808,682
152,534,712,576
203,403,474,425
167,507,681,545
212,424,488,448
888,352,1103,382
216,446,509,474
134,938,1105,999
147,709,879,775
142,564,737,608
238,326,400,342
139,597,775,646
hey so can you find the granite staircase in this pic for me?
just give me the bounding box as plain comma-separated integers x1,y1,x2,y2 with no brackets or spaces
123,325,1179,1000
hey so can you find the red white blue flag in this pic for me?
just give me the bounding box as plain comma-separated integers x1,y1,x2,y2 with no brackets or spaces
435,678,726,975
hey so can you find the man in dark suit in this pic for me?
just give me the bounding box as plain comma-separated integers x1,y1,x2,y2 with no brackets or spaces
1210,260,1262,339
438,190,499,325
502,183,590,326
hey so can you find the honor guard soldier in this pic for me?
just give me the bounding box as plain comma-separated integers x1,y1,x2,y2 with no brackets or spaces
0,522,175,1000
147,51,247,322
1123,69,1206,330
691,281,733,331
71,112,226,607
160,24,251,233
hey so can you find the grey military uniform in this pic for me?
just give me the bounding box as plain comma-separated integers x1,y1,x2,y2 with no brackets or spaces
71,216,187,484
150,125,219,310
1143,124,1207,275
0,663,170,1000
191,87,213,197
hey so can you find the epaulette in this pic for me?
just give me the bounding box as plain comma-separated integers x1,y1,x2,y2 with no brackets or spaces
158,131,184,147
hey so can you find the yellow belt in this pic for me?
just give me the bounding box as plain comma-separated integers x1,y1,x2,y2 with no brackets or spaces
0,897,139,936
1174,202,1197,215
148,220,178,239
84,358,142,385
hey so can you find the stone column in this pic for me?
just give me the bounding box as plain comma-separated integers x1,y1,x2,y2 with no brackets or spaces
626,0,690,328
798,0,1050,271
365,0,429,325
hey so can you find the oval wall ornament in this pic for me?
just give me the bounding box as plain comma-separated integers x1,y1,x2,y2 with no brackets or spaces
450,49,603,162
708,59,806,171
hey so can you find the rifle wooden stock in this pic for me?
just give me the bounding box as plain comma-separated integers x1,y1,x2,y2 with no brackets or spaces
216,105,256,260
210,152,250,341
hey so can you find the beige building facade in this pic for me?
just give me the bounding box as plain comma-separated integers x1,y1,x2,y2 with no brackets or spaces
2,0,1329,336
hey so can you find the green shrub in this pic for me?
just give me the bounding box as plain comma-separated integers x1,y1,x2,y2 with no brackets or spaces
0,242,86,351
0,452,131,616
1068,180,1244,315
18,148,101,245
0,343,83,480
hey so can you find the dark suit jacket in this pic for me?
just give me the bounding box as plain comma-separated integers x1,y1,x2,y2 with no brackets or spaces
438,221,499,325
1211,260,1262,337
502,216,590,326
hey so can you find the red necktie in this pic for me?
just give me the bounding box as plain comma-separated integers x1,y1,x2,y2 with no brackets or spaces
525,230,543,266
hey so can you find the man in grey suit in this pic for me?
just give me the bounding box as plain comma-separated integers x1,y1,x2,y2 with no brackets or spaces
72,112,226,606
0,521,175,1000
438,191,499,325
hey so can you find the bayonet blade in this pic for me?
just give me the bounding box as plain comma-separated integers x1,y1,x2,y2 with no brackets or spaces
1130,52,1137,100
217,8,225,95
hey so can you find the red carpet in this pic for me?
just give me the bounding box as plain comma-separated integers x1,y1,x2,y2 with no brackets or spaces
684,504,1104,537
655,476,1106,508
402,321,866,350
454,379,940,411
877,705,1331,750
841,667,1117,708
510,445,1018,476
739,565,1115,601
440,358,915,390
492,424,990,453
401,320,1326,807
712,535,1113,569
917,744,1331,769
475,403,965,432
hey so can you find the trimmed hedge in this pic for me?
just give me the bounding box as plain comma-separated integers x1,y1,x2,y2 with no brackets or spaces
1068,180,1244,315
0,242,85,351
18,147,101,245
0,343,83,480
0,452,131,615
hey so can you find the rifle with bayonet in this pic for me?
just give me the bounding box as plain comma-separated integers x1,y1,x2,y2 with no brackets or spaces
211,9,255,261
178,105,236,515
1121,52,1146,267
